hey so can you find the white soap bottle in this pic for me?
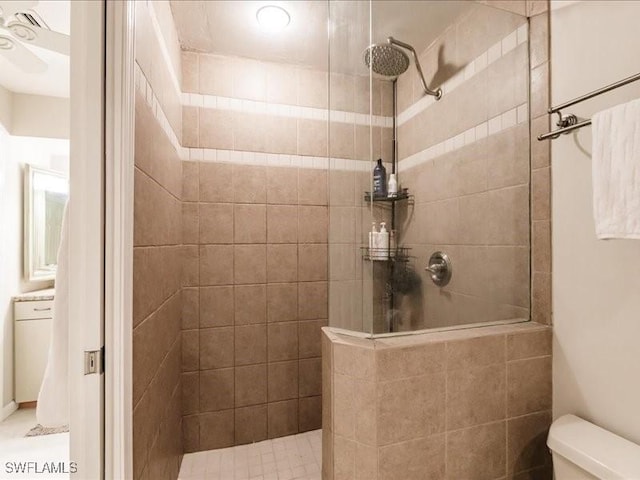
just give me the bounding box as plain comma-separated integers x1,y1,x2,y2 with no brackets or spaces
369,222,377,259
378,222,390,260
388,174,398,197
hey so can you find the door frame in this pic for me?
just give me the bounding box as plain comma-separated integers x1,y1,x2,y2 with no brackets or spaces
104,1,135,479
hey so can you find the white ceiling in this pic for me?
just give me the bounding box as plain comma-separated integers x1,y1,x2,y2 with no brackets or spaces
0,1,70,98
170,0,471,74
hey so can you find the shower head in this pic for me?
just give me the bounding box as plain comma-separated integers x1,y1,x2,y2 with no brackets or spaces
363,37,442,100
363,43,410,78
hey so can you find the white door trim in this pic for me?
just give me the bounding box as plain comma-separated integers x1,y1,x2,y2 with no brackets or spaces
69,1,105,478
104,1,135,479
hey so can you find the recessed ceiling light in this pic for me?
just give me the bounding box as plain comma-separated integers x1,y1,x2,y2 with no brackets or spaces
256,5,290,33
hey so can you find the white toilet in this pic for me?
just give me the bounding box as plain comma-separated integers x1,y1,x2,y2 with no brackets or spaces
548,414,640,479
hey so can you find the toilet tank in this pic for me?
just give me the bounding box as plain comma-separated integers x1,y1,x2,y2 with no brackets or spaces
548,415,640,480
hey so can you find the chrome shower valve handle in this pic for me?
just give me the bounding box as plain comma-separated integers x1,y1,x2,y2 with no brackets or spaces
425,251,452,287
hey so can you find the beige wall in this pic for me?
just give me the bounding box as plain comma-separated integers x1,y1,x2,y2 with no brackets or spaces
394,3,532,330
322,322,553,479
11,94,70,140
551,0,640,443
179,52,356,451
132,1,183,479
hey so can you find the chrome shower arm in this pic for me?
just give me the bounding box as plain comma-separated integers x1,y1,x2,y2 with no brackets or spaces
387,37,442,100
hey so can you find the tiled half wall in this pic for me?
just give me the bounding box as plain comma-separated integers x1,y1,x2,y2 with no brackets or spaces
322,323,553,480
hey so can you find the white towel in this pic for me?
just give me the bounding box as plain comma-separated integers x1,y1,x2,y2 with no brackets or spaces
591,97,640,239
36,200,69,427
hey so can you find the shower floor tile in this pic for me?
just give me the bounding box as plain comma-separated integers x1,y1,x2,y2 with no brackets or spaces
178,429,322,480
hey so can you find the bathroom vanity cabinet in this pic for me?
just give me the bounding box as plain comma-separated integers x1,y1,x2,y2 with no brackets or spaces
13,289,54,405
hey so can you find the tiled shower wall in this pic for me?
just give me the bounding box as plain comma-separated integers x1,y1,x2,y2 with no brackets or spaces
179,53,392,451
395,4,531,330
132,2,184,479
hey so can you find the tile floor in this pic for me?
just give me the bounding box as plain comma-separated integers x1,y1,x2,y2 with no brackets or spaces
178,429,322,480
0,408,69,480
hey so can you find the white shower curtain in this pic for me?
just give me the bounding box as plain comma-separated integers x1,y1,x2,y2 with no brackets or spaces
36,200,69,427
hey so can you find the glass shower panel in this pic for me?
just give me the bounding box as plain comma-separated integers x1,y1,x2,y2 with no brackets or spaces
328,1,531,336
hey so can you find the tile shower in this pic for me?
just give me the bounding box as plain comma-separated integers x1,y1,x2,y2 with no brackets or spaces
131,0,553,479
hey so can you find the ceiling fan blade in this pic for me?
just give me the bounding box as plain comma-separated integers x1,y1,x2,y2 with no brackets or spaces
0,34,46,73
6,21,69,56
0,1,38,20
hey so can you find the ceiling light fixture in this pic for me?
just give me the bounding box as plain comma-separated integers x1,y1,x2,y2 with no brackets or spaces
256,5,290,33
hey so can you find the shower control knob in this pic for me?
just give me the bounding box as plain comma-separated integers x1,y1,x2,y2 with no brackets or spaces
425,251,452,287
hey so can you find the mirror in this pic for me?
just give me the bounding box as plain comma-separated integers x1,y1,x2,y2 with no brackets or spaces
24,164,69,282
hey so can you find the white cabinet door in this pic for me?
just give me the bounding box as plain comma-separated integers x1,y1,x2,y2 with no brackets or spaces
15,318,52,403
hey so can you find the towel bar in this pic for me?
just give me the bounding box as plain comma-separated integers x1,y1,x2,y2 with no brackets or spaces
537,71,640,141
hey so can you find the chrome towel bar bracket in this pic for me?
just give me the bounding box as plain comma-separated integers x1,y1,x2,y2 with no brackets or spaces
537,71,640,141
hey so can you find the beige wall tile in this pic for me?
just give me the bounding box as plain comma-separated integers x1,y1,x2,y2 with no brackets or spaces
267,167,298,205
199,203,233,244
378,434,446,480
200,245,234,285
531,62,550,119
299,169,328,206
182,372,199,415
182,287,199,330
507,356,552,416
299,319,326,359
446,421,507,480
182,202,199,244
182,106,199,147
200,327,234,370
233,165,267,204
200,368,234,412
182,415,199,453
267,283,298,323
199,54,233,97
181,51,199,93
446,335,506,370
235,364,267,407
268,361,299,402
532,167,551,221
199,410,234,450
265,116,298,155
297,68,327,109
268,322,299,362
266,63,298,105
531,115,551,168
267,205,298,243
182,161,199,202
299,358,322,397
234,284,267,325
446,364,506,430
200,286,234,328
235,325,267,366
297,119,328,158
234,244,267,284
235,405,268,445
298,244,328,282
267,244,298,283
329,122,355,160
233,57,266,101
298,281,328,320
199,162,234,203
532,220,551,273
377,373,445,445
299,396,322,432
234,204,267,244
268,400,299,439
233,111,266,152
333,435,355,480
507,410,552,474
182,329,199,372
199,109,233,150
298,206,328,243
532,272,551,325
376,343,446,382
181,245,199,287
